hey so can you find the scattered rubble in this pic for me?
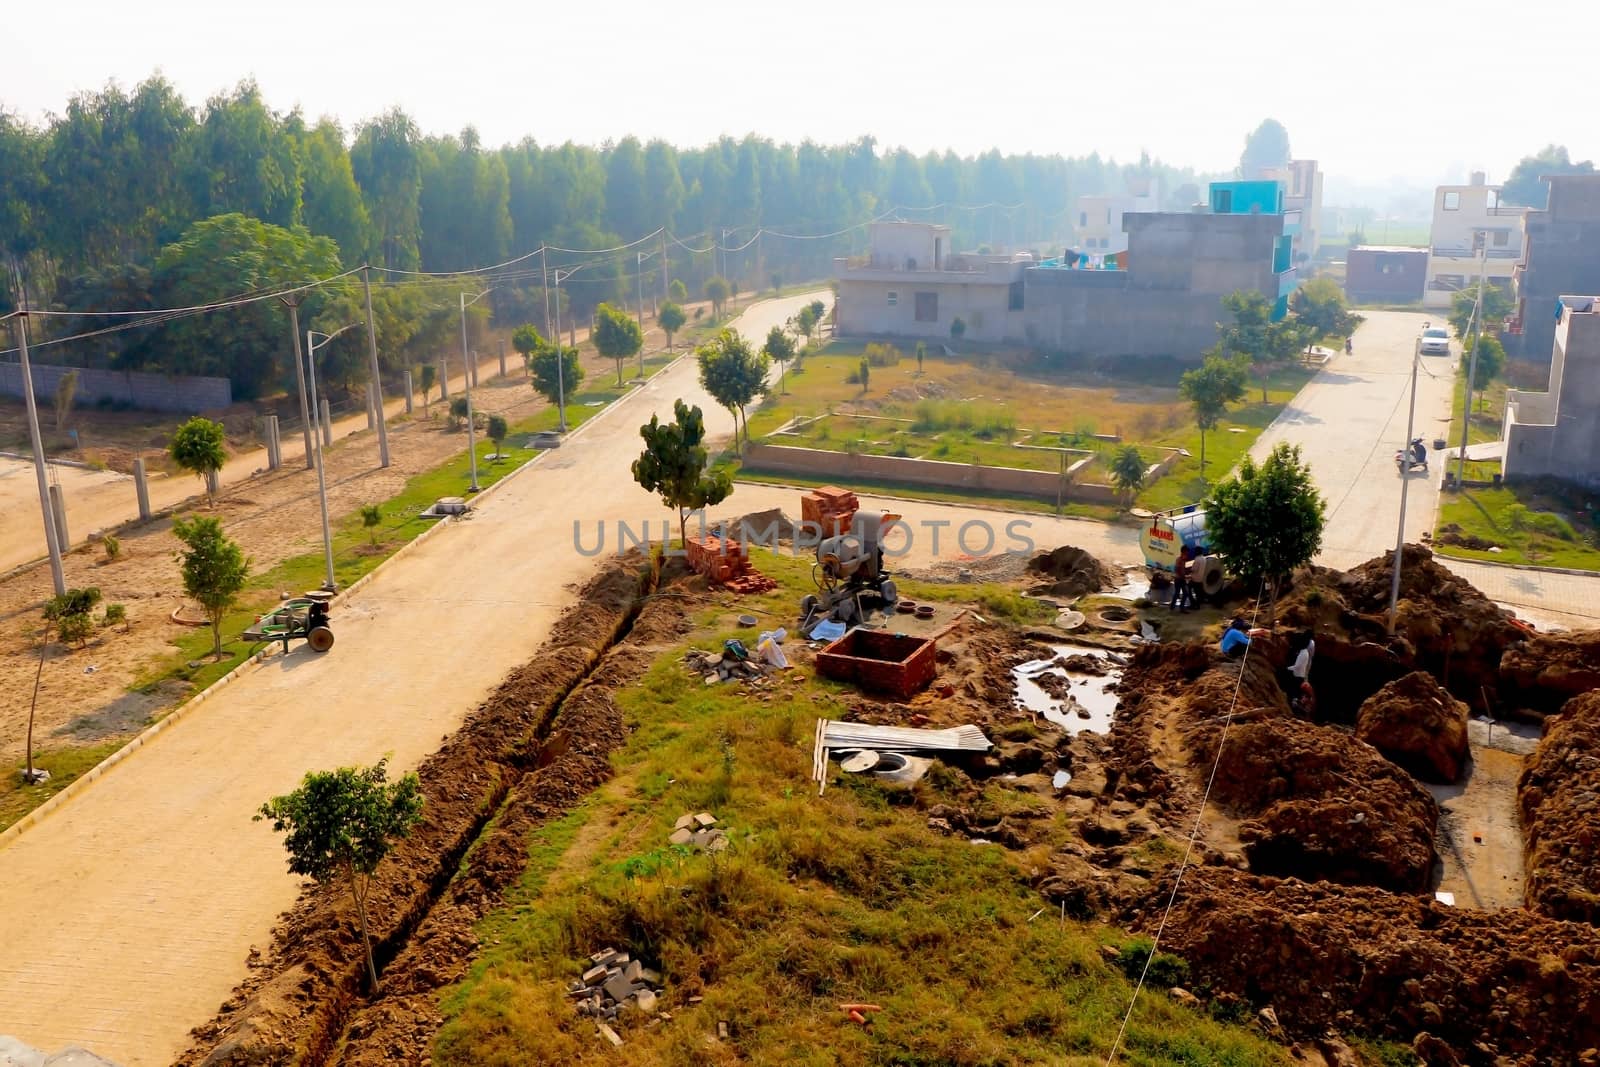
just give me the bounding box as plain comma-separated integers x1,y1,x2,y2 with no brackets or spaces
1519,690,1600,924
1355,671,1471,783
683,645,775,685
567,946,668,1041
666,812,728,852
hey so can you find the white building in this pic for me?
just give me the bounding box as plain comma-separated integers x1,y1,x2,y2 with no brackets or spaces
1261,160,1323,261
1073,179,1159,255
1423,172,1526,308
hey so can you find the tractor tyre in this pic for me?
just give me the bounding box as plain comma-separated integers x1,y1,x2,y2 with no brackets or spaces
1198,561,1226,599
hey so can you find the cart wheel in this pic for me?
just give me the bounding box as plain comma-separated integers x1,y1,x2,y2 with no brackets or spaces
307,625,335,653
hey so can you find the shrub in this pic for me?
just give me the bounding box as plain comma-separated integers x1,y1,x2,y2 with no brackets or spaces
102,603,127,630
864,342,902,367
45,587,102,647
1506,504,1577,541
911,399,1016,438
1115,937,1190,989
102,534,121,561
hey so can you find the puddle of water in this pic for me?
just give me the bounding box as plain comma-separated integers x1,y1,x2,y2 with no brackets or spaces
1109,570,1151,602
1012,644,1123,734
1052,769,1072,788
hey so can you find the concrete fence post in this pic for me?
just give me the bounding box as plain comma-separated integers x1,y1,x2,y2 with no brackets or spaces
366,384,376,430
404,369,414,414
264,415,281,470
439,359,449,400
498,339,507,379
320,399,332,447
48,483,69,553
470,350,479,388
133,457,151,521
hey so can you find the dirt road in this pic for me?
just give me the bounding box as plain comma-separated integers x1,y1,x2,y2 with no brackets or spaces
1429,719,1538,910
0,292,825,1066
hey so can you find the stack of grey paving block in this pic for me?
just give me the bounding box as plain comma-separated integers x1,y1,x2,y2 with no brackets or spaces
567,947,668,1045
667,811,727,852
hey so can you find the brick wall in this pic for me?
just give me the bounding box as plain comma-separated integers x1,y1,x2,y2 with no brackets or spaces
742,443,1125,504
0,362,232,413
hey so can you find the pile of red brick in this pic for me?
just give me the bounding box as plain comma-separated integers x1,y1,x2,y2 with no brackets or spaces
684,535,777,595
801,485,859,536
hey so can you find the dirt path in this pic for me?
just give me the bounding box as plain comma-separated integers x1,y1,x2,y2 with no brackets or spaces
1428,719,1536,910
0,292,824,1067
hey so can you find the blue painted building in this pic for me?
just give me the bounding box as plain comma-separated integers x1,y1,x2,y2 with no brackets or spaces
1209,180,1300,319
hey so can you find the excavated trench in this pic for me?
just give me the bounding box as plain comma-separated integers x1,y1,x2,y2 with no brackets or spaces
179,552,682,1067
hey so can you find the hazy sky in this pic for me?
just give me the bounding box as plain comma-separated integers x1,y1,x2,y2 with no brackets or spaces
7,0,1595,190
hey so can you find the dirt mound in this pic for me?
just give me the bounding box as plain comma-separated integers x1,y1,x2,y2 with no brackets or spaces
1277,545,1523,717
1435,522,1499,552
1126,866,1600,1064
179,555,660,1067
712,507,798,544
1201,717,1438,891
1355,671,1470,783
1501,630,1600,714
1520,690,1600,925
1024,545,1119,598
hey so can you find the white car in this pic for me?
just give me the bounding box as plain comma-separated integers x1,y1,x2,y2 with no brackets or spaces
1419,326,1451,355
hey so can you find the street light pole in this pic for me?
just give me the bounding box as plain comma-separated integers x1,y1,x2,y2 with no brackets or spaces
305,324,356,590
362,266,391,468
13,306,66,595
1387,336,1422,634
1455,241,1492,489
550,265,587,432
282,297,315,470
459,289,492,492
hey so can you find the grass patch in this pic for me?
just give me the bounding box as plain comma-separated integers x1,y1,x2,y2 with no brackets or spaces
1441,370,1507,483
1435,483,1600,570
1,740,125,832
431,550,1293,1066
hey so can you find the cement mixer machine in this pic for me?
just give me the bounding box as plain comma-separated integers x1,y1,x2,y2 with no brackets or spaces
801,509,901,628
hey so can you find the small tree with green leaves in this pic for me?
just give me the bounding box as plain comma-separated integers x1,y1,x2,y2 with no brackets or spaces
915,341,927,375
530,343,583,421
511,324,545,381
360,504,382,544
1463,334,1508,411
1448,284,1515,341
592,301,644,385
45,586,102,648
418,363,437,414
1110,446,1147,504
102,602,127,631
669,278,688,305
632,399,734,545
169,416,227,506
658,301,686,351
1289,277,1363,339
696,329,769,447
173,515,250,660
950,317,967,343
1205,442,1326,623
1218,289,1306,402
762,325,797,394
703,276,731,319
795,303,820,350
256,760,424,994
487,414,508,457
1180,349,1249,477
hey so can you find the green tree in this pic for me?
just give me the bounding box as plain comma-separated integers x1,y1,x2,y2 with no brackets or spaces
915,340,927,375
631,399,734,545
510,324,544,380
184,81,303,228
1239,119,1291,178
350,108,423,270
530,343,583,419
658,301,686,351
360,504,382,545
487,413,508,457
950,316,967,342
858,356,871,394
256,760,424,994
1289,277,1363,339
762,325,797,394
795,303,820,349
703,275,731,319
1179,349,1249,476
1463,334,1507,406
44,587,102,648
172,514,250,660
295,117,372,266
592,301,644,385
1205,442,1326,622
1501,145,1595,208
168,416,227,505
1448,284,1515,340
1109,446,1147,503
696,329,768,446
1217,289,1305,401
418,363,437,413
668,278,688,305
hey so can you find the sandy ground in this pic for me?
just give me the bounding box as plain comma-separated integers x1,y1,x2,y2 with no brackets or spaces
1428,718,1538,911
0,292,826,1067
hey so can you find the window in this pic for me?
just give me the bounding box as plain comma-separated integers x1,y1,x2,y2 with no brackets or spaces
1007,281,1024,311
1079,211,1087,227
915,291,938,322
886,291,898,307
1443,191,1461,211
1429,274,1466,291
1493,230,1510,247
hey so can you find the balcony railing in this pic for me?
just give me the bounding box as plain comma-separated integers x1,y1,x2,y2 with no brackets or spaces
1431,246,1521,259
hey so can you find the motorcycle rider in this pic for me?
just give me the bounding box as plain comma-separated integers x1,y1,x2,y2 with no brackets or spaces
1344,337,1353,355
1411,437,1427,469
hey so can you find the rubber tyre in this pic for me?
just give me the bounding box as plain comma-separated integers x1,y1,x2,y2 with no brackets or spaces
307,625,335,653
1199,563,1225,599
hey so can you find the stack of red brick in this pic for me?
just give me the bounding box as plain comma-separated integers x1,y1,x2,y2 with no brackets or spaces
684,535,777,595
801,486,859,536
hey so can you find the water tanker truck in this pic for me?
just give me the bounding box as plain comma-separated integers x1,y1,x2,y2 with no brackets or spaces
1138,504,1227,600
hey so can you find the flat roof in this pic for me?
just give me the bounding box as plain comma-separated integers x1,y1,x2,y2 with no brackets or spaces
1351,244,1428,253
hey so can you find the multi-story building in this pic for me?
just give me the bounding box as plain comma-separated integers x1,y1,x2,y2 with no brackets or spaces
1072,179,1159,255
1503,295,1600,486
1509,174,1600,364
1260,159,1323,262
1345,246,1428,303
1423,173,1525,309
834,180,1296,358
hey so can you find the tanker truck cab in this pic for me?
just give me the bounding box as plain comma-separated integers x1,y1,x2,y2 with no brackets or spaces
1139,505,1227,600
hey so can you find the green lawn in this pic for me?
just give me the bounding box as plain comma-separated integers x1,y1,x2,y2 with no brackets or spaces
1435,483,1600,571
743,345,1312,516
0,740,124,834
432,549,1294,1067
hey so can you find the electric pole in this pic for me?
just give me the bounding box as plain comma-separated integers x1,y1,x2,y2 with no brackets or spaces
362,266,391,468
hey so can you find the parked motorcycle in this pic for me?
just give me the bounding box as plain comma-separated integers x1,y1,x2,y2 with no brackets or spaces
1396,437,1429,474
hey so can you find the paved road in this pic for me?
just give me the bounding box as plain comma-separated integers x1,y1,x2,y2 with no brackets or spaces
1248,309,1600,621
0,293,825,1066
